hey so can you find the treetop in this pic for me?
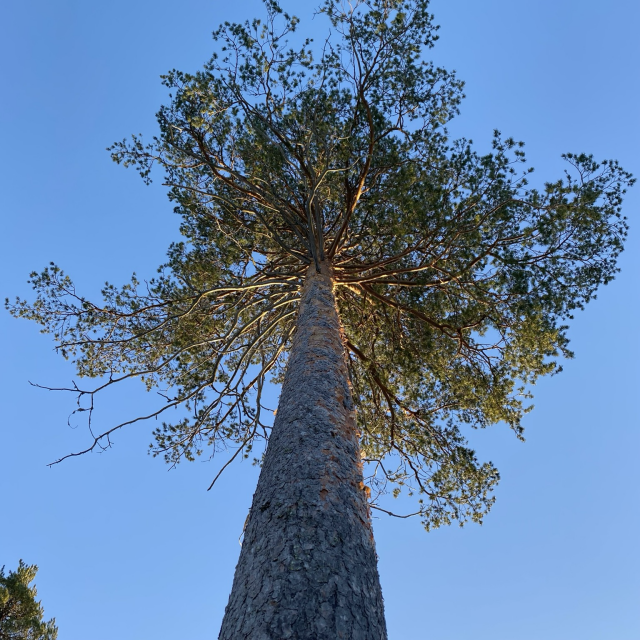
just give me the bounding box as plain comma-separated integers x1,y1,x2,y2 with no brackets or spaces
7,0,633,530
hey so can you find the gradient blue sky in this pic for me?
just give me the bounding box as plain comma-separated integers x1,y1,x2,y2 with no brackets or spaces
1,1,638,638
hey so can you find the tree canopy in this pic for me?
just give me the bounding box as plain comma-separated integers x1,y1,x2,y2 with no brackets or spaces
7,0,632,530
0,561,58,640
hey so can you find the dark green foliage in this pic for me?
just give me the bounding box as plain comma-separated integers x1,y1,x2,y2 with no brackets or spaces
7,0,633,530
0,561,58,640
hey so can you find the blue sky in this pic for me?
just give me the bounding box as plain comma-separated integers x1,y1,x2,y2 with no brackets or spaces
1,1,638,638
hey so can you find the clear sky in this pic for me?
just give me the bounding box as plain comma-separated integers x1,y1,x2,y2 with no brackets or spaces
1,1,638,638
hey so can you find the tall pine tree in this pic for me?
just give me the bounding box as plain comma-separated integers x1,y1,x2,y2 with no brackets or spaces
8,1,632,637
0,561,58,640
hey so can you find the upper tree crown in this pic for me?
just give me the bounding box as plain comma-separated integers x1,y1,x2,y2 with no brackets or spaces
8,0,633,530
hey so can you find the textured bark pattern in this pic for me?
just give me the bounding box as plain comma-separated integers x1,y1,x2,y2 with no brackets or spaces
219,263,387,640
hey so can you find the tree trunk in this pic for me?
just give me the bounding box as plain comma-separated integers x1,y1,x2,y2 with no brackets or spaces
218,261,387,640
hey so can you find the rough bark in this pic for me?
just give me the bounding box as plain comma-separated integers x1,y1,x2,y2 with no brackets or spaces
218,261,387,640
